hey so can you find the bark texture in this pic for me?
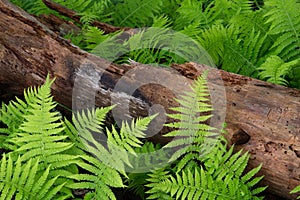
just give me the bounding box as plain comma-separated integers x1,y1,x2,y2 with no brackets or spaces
0,1,299,199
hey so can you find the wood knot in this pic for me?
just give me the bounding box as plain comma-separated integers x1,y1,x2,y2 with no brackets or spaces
231,129,251,145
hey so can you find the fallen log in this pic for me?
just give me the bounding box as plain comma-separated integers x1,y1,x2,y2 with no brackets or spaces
0,0,299,199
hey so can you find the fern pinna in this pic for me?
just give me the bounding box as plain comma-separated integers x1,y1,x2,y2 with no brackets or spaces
146,71,266,200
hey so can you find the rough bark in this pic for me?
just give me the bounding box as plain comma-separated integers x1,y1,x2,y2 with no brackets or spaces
0,0,299,199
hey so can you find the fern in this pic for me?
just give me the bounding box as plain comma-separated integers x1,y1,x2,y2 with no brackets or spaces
145,72,266,199
163,71,215,166
66,107,124,171
53,0,112,24
6,76,74,165
126,142,170,199
291,185,300,199
9,0,55,15
148,166,264,200
0,76,81,198
229,10,274,55
173,0,224,30
110,0,163,27
0,98,29,151
64,106,157,199
10,0,300,89
199,24,267,76
146,168,173,200
0,154,67,200
257,55,300,85
106,115,156,158
67,155,124,200
287,64,300,89
264,0,300,61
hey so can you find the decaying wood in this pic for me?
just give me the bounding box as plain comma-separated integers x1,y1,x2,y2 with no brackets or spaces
0,0,299,199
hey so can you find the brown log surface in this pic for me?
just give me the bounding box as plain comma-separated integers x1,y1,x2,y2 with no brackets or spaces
0,1,299,199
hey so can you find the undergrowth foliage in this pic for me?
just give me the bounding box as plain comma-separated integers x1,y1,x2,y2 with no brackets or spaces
0,74,267,199
145,72,266,200
11,0,300,89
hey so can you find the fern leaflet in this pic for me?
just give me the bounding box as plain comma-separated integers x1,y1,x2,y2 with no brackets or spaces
0,154,66,200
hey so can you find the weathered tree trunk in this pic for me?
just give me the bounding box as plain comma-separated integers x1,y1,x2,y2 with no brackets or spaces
0,0,299,199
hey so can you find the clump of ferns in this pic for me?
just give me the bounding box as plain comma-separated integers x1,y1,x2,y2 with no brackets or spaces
0,72,267,200
145,71,267,200
0,76,80,199
0,75,154,199
111,71,267,200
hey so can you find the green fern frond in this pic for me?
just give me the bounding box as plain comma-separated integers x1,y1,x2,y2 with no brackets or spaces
6,76,72,163
122,27,171,65
78,1,112,24
0,76,79,198
290,185,300,199
53,0,93,12
163,71,215,165
61,107,125,200
202,142,266,198
107,116,156,155
67,106,157,199
120,27,205,66
70,107,121,169
230,0,254,14
152,15,171,28
197,25,228,66
148,166,264,200
145,70,266,199
257,55,299,85
156,0,181,21
70,107,136,170
111,0,163,27
146,168,173,200
230,9,270,37
54,0,111,18
179,23,203,40
264,0,300,61
288,63,300,89
88,30,126,62
0,97,28,137
128,141,170,171
174,0,226,30
127,172,148,200
67,155,124,200
222,27,266,76
198,23,267,76
229,10,274,55
10,0,54,15
0,154,66,200
82,26,112,51
126,142,170,199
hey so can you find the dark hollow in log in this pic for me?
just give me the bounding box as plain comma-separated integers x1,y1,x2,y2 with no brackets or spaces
0,1,299,199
